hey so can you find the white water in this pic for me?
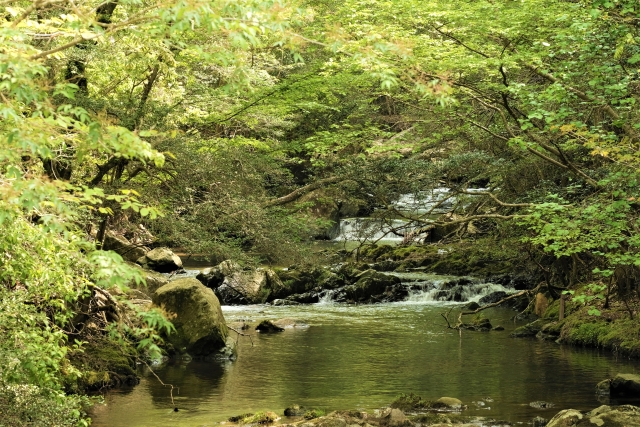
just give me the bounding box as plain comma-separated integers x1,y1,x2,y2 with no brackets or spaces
332,188,488,243
332,218,417,243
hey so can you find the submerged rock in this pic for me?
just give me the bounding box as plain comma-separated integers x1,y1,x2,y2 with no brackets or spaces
531,416,548,427
529,401,554,409
138,247,183,273
152,278,228,357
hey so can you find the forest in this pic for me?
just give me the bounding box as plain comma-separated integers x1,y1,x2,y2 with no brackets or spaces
2,0,640,425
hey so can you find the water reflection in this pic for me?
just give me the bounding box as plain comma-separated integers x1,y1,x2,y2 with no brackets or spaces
91,303,639,426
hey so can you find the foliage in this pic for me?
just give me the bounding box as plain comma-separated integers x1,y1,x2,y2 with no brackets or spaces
3,0,640,421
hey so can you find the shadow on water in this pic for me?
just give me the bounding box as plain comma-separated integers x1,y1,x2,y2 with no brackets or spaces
146,359,226,409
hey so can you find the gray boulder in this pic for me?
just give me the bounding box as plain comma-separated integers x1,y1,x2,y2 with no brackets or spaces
214,264,288,305
139,247,183,273
152,278,228,357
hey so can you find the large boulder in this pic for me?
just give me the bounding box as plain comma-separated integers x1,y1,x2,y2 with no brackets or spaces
610,373,640,397
138,247,183,273
195,259,289,305
103,233,148,263
152,278,228,357
344,270,401,302
196,267,225,289
216,269,268,304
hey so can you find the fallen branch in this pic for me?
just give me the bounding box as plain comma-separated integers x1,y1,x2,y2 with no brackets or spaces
441,290,530,330
141,360,179,410
227,325,254,346
262,176,345,207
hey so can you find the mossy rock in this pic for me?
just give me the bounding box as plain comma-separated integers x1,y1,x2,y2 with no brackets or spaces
242,411,279,424
304,409,325,419
510,319,546,338
152,278,228,357
228,413,254,422
390,393,432,411
359,244,394,261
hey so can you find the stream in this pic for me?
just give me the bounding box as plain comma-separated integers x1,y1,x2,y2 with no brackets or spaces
90,191,640,425
90,288,639,426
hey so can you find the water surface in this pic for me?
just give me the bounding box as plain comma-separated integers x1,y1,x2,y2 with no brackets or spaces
90,302,639,426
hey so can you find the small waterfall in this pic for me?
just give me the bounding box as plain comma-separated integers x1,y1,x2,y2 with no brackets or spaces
317,289,337,305
405,278,514,304
393,188,454,214
332,188,489,244
333,218,417,242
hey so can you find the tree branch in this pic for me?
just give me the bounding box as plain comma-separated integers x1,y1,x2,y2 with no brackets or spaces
262,176,345,207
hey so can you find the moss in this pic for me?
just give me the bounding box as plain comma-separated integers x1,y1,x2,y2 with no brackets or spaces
565,321,610,346
542,298,579,320
598,319,640,357
510,319,546,338
303,409,325,419
390,393,432,411
228,413,254,422
242,411,278,424
68,336,138,392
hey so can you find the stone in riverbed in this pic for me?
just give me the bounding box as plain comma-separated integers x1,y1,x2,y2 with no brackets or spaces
545,409,582,427
434,397,463,410
381,408,411,427
610,373,640,397
255,320,285,333
284,405,306,416
152,278,228,357
596,379,611,395
479,290,507,305
546,405,640,427
138,247,183,272
529,401,554,409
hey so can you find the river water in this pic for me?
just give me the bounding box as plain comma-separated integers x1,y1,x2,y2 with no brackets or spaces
90,298,639,426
